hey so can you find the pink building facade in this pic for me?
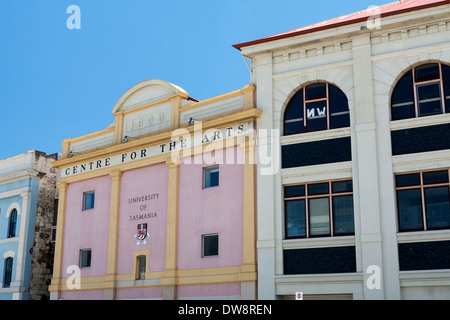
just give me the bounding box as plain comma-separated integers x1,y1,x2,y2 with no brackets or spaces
50,80,260,300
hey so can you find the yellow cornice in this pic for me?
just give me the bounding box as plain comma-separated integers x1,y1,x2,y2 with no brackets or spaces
180,84,255,113
68,127,115,145
112,92,189,118
51,108,262,170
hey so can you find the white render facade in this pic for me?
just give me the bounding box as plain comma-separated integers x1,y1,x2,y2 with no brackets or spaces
237,1,450,299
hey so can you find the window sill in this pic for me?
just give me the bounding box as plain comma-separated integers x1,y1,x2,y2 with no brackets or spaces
390,113,450,131
281,127,351,145
282,235,355,250
397,229,450,243
0,237,19,245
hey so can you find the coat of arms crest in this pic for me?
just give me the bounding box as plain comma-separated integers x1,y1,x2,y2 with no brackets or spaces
135,223,149,245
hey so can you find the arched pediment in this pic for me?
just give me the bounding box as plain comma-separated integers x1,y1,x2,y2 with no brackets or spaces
112,79,188,114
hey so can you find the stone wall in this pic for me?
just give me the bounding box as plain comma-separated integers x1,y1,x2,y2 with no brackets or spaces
29,152,58,300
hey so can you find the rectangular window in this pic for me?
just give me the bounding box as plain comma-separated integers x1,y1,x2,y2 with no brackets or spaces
309,197,330,236
202,234,219,257
136,255,146,280
333,195,355,235
203,166,219,189
396,169,450,232
3,258,13,288
82,191,95,211
284,180,354,239
79,249,92,268
416,83,442,116
285,200,306,238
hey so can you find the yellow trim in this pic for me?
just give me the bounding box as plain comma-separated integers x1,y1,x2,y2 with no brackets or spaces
132,250,151,280
115,271,163,282
57,153,172,184
114,113,124,145
162,160,179,290
49,265,257,292
170,95,182,130
54,112,261,185
180,84,255,113
70,127,115,145
53,108,262,169
49,182,68,298
113,93,188,118
104,170,122,285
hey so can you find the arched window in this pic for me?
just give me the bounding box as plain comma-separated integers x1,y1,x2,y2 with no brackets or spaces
284,82,350,135
3,257,13,288
8,209,17,238
391,62,450,120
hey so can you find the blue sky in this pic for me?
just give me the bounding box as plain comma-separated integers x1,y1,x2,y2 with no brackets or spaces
0,0,391,160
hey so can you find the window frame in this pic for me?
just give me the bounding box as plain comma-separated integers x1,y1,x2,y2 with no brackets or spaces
82,191,95,211
284,180,355,239
7,209,17,238
391,62,450,120
79,249,92,268
136,255,146,280
202,233,219,258
395,169,450,232
203,166,219,189
283,82,350,135
3,257,13,288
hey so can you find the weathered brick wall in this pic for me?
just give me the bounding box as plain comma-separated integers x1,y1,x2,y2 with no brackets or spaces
29,152,58,300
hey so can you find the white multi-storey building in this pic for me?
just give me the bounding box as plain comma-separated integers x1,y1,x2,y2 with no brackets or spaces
234,0,450,299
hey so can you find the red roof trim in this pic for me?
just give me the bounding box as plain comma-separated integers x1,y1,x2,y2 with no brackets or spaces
233,0,449,51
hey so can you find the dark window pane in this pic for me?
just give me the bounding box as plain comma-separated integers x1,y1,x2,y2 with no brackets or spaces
329,85,350,129
308,183,329,195
284,120,303,135
83,192,95,211
305,83,326,101
309,198,330,236
398,189,423,231
285,91,304,121
284,91,304,135
396,173,421,187
330,112,350,129
441,64,450,113
8,209,17,238
328,85,348,113
306,100,327,132
417,83,442,116
138,256,146,280
333,195,355,235
415,63,440,82
203,234,219,257
286,200,306,238
285,185,305,198
425,187,450,229
423,170,449,185
204,166,219,188
3,258,13,288
391,70,415,120
80,249,91,268
332,180,353,193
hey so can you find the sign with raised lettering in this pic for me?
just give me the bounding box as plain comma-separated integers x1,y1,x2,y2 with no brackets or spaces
61,122,252,178
128,193,159,222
